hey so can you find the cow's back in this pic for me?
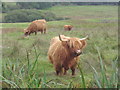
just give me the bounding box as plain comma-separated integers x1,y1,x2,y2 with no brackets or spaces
37,19,46,23
33,20,46,31
27,23,37,32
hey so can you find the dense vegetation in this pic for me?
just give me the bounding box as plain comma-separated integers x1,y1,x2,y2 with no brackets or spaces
2,5,118,88
4,9,65,23
2,2,118,13
1,2,118,23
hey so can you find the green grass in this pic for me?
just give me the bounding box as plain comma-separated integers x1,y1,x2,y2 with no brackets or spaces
2,23,30,28
87,45,118,88
47,5,117,19
1,5,118,88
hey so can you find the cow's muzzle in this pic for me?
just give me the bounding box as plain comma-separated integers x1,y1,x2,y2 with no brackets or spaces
74,50,82,56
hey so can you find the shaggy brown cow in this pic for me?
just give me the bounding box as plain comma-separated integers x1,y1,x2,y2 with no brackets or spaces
64,25,73,31
48,35,88,75
24,19,47,36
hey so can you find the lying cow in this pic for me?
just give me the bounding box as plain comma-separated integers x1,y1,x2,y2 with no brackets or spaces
24,19,47,36
64,25,73,31
48,35,88,75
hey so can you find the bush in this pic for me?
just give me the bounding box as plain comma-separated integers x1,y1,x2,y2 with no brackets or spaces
16,2,53,9
43,11,56,21
2,2,20,13
4,9,65,23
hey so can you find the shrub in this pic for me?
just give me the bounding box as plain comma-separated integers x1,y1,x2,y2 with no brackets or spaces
2,2,20,13
16,2,53,9
4,9,43,23
43,11,56,21
4,9,65,23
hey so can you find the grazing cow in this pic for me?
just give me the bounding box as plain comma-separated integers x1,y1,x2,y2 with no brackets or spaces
48,35,88,75
24,19,47,36
64,25,73,31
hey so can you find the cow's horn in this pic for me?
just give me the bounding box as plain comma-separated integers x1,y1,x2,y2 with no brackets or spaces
80,35,89,40
59,34,63,41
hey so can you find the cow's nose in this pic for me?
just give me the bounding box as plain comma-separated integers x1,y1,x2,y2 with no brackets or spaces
74,50,82,56
76,50,82,54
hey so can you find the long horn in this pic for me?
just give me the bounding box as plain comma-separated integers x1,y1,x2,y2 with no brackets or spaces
59,34,63,41
80,35,89,40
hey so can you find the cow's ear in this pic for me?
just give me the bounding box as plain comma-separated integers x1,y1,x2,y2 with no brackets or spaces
79,35,89,49
80,40,87,49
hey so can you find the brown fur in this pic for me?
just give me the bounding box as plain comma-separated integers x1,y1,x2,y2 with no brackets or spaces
32,19,46,24
48,35,87,75
64,25,73,31
24,19,47,36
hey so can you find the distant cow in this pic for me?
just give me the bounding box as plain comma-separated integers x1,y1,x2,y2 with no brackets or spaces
48,35,88,75
24,19,47,36
64,25,73,31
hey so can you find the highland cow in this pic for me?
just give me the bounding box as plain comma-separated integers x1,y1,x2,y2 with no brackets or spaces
48,35,88,75
64,25,73,31
24,19,47,36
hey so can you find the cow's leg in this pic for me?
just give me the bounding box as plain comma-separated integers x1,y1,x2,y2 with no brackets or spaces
44,29,46,34
55,65,62,75
68,28,70,31
41,30,43,34
64,69,67,75
35,31,37,35
64,66,69,75
71,67,75,75
56,70,60,75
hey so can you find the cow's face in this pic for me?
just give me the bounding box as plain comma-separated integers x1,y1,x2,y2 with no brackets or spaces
59,35,88,57
67,38,83,57
69,25,73,29
24,29,29,36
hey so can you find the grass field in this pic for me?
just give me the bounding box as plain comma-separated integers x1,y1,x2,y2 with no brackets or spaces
1,5,118,88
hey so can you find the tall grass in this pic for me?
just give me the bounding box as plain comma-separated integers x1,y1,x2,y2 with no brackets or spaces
86,45,118,88
76,44,118,88
1,46,49,88
1,44,118,88
78,64,86,88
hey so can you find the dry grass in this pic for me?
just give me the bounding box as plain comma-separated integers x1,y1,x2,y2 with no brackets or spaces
2,28,23,34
